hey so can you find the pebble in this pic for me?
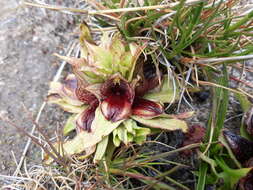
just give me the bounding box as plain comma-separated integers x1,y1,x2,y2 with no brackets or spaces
0,110,8,118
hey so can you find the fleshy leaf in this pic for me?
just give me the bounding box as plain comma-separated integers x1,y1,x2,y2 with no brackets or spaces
44,108,122,164
54,54,86,67
133,135,147,145
93,136,109,163
47,94,87,113
131,116,188,133
143,75,179,103
82,108,123,148
113,119,151,146
167,111,195,119
132,98,164,118
116,125,128,144
63,114,77,136
48,81,83,107
124,119,135,134
215,156,251,189
113,131,121,147
43,132,96,164
85,42,113,72
80,22,94,48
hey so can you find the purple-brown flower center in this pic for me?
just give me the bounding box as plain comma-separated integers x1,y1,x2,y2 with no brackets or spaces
100,76,134,122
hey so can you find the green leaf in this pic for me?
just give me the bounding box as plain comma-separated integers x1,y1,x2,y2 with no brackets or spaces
131,116,188,133
113,133,121,147
112,119,151,146
48,97,86,113
82,108,123,148
219,133,242,168
63,114,77,136
124,119,135,134
44,108,122,164
198,152,218,176
135,127,151,137
196,162,208,190
235,93,253,140
235,93,251,113
213,65,229,141
117,125,128,144
143,75,179,103
94,136,109,163
43,132,96,164
215,156,251,189
86,43,113,73
133,135,147,145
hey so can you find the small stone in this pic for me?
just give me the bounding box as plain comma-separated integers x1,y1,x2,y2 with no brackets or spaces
0,110,8,118
0,81,5,86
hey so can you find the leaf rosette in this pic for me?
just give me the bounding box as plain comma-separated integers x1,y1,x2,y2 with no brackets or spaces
45,23,191,164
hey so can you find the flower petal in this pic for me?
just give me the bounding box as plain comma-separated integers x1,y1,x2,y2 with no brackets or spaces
101,95,132,122
100,75,134,122
223,130,253,163
132,98,164,118
76,100,99,132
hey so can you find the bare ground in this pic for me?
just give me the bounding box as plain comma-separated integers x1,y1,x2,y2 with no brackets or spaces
0,0,76,177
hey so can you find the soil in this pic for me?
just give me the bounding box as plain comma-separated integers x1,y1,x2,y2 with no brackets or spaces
0,0,77,178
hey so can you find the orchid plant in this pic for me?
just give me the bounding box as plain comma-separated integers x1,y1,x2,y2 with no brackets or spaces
45,23,190,164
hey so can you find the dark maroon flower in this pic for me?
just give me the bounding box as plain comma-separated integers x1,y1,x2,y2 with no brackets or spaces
100,75,134,122
76,99,99,132
48,74,99,132
100,74,165,122
223,130,253,163
181,125,206,156
61,74,97,105
135,62,161,97
132,98,164,117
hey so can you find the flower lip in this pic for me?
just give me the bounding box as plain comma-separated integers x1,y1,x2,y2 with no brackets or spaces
100,75,134,122
132,98,164,117
101,75,134,102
